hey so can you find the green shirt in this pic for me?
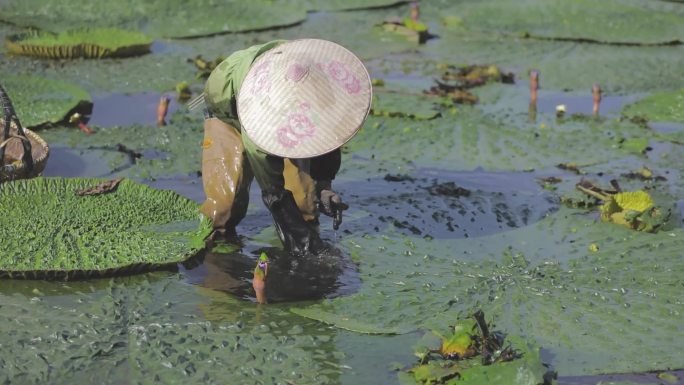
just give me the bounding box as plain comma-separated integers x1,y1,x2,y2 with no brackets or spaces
204,40,285,124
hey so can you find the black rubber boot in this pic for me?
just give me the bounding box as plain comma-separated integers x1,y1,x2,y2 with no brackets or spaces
262,189,327,256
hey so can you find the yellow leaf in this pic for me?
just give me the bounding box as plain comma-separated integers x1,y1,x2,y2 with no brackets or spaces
614,190,654,212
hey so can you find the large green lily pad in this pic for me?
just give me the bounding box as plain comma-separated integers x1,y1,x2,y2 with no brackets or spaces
0,275,345,384
0,74,91,128
0,177,211,279
622,89,684,123
0,0,307,38
371,91,442,120
294,206,684,376
425,0,684,44
304,0,409,11
422,36,684,94
6,28,153,59
346,100,657,175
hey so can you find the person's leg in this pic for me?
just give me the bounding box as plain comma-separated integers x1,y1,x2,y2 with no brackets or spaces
200,118,253,236
242,133,325,256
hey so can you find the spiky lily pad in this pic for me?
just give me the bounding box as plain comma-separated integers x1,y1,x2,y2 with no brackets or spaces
427,0,684,44
0,177,211,279
0,74,91,128
0,0,307,38
622,89,684,123
6,28,152,59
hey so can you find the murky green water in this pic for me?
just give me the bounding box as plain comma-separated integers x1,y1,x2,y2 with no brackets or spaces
2,1,684,384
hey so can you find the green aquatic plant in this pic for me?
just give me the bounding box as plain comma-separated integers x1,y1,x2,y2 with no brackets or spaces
403,312,549,385
575,180,672,233
6,28,152,59
0,74,91,128
0,177,211,279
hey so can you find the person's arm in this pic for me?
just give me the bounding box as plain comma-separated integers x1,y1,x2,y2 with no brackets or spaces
310,149,348,230
310,148,341,190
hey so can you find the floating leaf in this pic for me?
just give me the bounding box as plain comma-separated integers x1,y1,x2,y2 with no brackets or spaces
427,0,684,44
0,74,91,128
5,28,152,59
0,177,211,279
300,206,684,376
291,305,413,335
0,0,307,38
371,91,441,120
622,89,684,123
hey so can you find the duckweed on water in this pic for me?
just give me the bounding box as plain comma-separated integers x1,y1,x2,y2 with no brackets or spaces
0,177,211,279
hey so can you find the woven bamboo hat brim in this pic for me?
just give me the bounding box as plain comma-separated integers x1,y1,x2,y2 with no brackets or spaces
237,39,372,158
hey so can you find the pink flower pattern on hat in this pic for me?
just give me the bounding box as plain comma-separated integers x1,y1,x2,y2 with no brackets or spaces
250,60,272,95
276,102,316,148
325,60,361,95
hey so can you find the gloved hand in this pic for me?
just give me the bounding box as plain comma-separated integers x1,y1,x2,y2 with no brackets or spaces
318,189,349,230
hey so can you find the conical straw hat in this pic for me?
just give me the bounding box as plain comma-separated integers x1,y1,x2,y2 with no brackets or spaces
237,39,372,158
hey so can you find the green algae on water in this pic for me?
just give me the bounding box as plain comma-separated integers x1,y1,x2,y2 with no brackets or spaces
0,177,211,279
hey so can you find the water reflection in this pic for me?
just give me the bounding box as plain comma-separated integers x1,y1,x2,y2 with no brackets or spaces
88,92,181,128
183,242,360,304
